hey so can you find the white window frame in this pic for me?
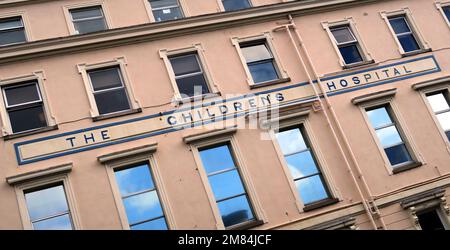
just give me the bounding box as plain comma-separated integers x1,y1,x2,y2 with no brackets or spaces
436,1,450,29
63,1,112,36
144,0,189,23
0,11,32,46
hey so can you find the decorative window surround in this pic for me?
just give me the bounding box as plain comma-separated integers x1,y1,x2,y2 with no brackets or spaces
380,8,431,57
6,163,82,230
63,1,112,36
321,18,374,69
159,43,219,102
231,32,289,88
435,1,450,29
352,88,424,175
143,0,190,23
0,71,57,139
99,143,176,230
77,57,141,120
0,11,32,45
183,126,267,229
303,216,357,230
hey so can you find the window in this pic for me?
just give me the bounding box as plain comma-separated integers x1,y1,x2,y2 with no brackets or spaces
113,163,168,230
149,0,184,22
169,53,210,98
366,105,413,167
426,91,450,141
70,6,107,35
24,183,73,230
2,81,47,134
222,0,251,12
87,67,131,115
0,16,27,46
199,143,255,228
274,126,331,205
443,6,450,22
388,16,420,53
240,41,280,84
330,26,363,65
417,208,448,230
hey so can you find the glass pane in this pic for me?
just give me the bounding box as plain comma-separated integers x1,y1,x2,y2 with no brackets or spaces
295,175,329,205
427,93,449,113
222,0,251,12
4,83,40,106
33,214,72,230
437,112,450,131
444,6,450,22
89,68,123,91
209,169,245,201
275,128,307,155
25,185,69,221
131,217,168,230
366,107,392,129
0,17,22,30
9,105,47,133
170,54,201,76
248,60,279,84
446,131,450,142
385,143,412,166
398,33,420,53
241,44,272,63
0,29,26,45
389,17,411,34
217,195,254,227
74,18,107,34
285,150,319,179
123,191,164,225
199,144,236,174
71,7,103,20
152,7,183,22
114,164,155,197
339,45,363,64
175,73,210,97
331,27,356,44
376,125,403,148
150,0,179,9
417,210,446,231
94,88,130,115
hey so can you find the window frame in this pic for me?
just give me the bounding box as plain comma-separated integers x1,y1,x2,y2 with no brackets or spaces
77,57,141,120
63,1,112,36
231,32,290,88
435,1,450,29
217,0,253,12
144,0,189,23
0,13,30,47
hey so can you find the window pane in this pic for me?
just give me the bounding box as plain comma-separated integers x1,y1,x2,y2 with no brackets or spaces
339,45,363,64
152,7,183,22
444,6,450,22
295,175,329,205
437,112,450,131
217,195,254,227
0,29,26,46
446,131,450,141
427,93,449,113
115,164,155,197
331,27,356,44
417,210,446,231
4,83,40,106
94,88,130,115
222,0,251,12
175,73,210,97
74,19,107,34
376,125,403,148
209,169,245,201
0,17,22,30
32,214,73,230
398,33,420,52
9,105,47,133
285,150,319,179
150,0,179,9
275,128,307,155
385,143,412,166
241,44,272,63
131,217,168,230
71,7,103,20
170,54,201,76
366,107,392,128
199,144,236,174
25,185,69,221
389,17,411,34
248,60,279,84
123,191,164,225
89,68,123,91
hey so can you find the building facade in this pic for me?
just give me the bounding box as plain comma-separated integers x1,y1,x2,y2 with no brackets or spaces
0,0,449,230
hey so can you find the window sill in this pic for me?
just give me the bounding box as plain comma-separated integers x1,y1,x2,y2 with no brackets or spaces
342,59,375,70
226,219,264,230
303,198,340,212
401,48,432,58
249,77,291,89
392,161,422,174
93,108,142,122
3,125,59,141
175,92,221,105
